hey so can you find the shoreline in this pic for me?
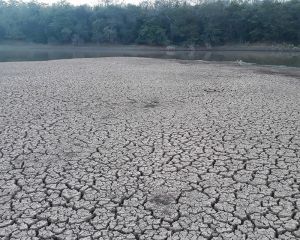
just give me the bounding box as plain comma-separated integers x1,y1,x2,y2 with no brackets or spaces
1,42,300,53
1,44,299,67
2,56,300,74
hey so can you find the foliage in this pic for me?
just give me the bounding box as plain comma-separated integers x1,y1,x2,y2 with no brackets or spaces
0,0,299,46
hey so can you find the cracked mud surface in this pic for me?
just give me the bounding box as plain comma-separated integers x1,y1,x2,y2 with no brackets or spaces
0,57,299,240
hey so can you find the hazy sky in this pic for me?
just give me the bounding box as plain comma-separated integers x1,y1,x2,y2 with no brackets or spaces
23,0,145,5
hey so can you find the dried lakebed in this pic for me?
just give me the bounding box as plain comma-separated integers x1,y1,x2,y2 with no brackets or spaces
0,58,299,240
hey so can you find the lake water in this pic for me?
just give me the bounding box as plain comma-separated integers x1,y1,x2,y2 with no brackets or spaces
0,45,300,67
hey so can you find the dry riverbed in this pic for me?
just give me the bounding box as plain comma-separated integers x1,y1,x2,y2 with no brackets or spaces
0,57,299,239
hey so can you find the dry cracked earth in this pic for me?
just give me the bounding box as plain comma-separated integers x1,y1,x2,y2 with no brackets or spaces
0,57,299,240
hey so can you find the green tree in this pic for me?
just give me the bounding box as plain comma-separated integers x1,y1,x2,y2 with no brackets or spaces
137,23,168,45
0,0,299,46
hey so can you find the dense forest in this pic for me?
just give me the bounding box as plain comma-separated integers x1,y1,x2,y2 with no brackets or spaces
0,0,299,46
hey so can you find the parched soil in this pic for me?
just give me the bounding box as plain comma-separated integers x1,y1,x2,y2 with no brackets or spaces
0,57,299,240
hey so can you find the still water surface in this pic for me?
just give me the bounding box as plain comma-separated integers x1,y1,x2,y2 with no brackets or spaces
0,45,299,67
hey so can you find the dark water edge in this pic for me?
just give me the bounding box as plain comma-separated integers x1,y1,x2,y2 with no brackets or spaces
0,45,300,67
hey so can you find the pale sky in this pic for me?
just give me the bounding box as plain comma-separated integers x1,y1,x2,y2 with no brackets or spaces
23,0,146,5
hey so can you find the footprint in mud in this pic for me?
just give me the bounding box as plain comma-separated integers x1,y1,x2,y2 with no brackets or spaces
127,97,159,108
64,152,77,158
144,99,159,108
204,88,224,93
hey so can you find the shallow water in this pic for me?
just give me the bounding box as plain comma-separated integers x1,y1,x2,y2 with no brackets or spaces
0,45,299,67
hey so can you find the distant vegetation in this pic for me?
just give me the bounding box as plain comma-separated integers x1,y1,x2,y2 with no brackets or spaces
0,0,299,46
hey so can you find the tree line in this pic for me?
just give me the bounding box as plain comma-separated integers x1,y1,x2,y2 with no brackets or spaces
0,0,299,46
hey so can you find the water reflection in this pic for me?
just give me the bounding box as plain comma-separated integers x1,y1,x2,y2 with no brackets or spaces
0,46,299,67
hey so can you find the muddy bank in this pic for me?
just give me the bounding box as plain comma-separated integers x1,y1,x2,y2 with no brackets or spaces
0,58,299,239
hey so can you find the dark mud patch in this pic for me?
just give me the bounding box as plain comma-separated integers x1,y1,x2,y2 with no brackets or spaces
150,194,174,206
126,97,160,108
256,69,300,79
64,152,77,158
204,88,224,93
144,100,159,108
175,59,206,65
127,97,138,104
